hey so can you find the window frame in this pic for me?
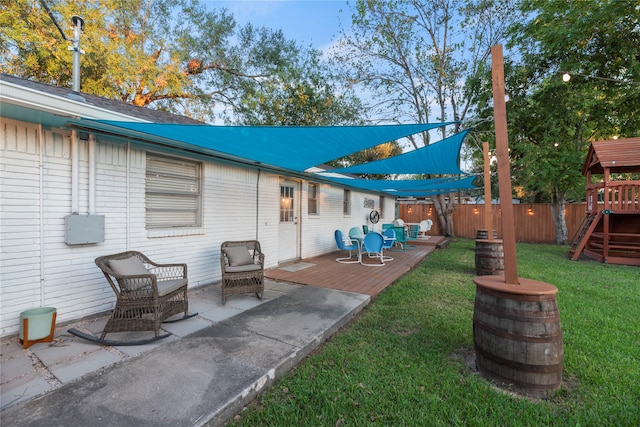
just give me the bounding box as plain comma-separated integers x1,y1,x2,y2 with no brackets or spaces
145,153,202,229
308,182,319,215
343,189,351,216
280,184,295,223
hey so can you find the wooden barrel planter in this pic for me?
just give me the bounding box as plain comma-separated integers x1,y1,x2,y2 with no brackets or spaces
475,229,498,240
472,277,563,399
475,239,504,276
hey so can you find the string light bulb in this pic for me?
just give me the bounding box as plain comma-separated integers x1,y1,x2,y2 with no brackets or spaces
560,71,640,86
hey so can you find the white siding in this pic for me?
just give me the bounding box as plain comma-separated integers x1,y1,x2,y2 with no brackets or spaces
1,120,45,335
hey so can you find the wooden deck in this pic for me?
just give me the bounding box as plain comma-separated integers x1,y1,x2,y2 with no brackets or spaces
266,236,447,297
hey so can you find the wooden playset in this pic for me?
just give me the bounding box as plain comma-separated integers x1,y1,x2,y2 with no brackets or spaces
568,137,640,265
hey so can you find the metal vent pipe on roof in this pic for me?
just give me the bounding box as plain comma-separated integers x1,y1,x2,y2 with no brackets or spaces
38,1,86,97
70,15,84,93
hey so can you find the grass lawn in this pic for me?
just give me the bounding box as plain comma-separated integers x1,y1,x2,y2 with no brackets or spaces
227,238,640,426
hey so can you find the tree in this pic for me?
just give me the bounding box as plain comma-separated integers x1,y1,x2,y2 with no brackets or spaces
329,141,404,180
232,34,365,126
0,0,365,126
487,0,640,243
331,0,517,235
1,0,229,120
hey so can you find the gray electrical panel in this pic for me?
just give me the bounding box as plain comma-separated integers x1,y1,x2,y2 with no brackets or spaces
64,214,105,245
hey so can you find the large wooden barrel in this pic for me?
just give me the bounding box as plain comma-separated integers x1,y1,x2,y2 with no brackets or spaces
475,239,504,275
473,277,563,399
475,229,498,240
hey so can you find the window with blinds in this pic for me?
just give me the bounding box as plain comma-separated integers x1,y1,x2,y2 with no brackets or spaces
146,154,202,228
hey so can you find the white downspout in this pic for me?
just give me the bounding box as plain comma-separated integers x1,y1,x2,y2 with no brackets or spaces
38,125,45,307
255,169,261,240
71,129,79,214
126,141,131,249
297,181,302,259
88,134,95,214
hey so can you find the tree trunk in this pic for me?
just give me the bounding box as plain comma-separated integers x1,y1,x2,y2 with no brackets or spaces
551,192,568,244
434,192,458,237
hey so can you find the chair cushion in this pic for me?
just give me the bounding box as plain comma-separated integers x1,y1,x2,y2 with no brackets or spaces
157,278,188,296
223,246,254,266
225,263,262,273
108,257,153,291
108,257,149,276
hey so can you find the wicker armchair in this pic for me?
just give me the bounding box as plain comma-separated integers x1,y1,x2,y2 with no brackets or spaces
220,240,265,304
94,251,190,340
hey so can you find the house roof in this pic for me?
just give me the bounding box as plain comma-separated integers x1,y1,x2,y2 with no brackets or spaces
582,137,640,175
0,73,202,125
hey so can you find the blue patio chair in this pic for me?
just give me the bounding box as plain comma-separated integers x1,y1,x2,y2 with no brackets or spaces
360,232,385,267
407,224,420,239
388,226,408,251
362,225,369,234
349,226,365,246
334,230,360,264
405,224,419,249
381,228,396,261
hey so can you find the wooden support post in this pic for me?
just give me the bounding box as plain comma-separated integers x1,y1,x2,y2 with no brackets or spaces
475,46,562,397
491,44,519,284
482,142,494,239
603,168,610,260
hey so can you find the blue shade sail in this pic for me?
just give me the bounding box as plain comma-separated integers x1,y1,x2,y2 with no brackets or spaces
328,130,470,175
313,175,470,191
386,176,478,197
319,175,478,197
68,119,454,173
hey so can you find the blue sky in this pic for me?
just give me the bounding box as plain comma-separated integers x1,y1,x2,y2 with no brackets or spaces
203,0,350,51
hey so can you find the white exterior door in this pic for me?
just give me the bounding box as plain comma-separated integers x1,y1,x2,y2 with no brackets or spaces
278,180,300,262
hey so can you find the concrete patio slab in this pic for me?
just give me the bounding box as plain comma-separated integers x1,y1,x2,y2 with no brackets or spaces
0,284,369,426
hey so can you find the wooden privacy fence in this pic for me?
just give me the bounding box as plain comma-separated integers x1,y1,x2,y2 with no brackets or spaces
397,203,587,243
